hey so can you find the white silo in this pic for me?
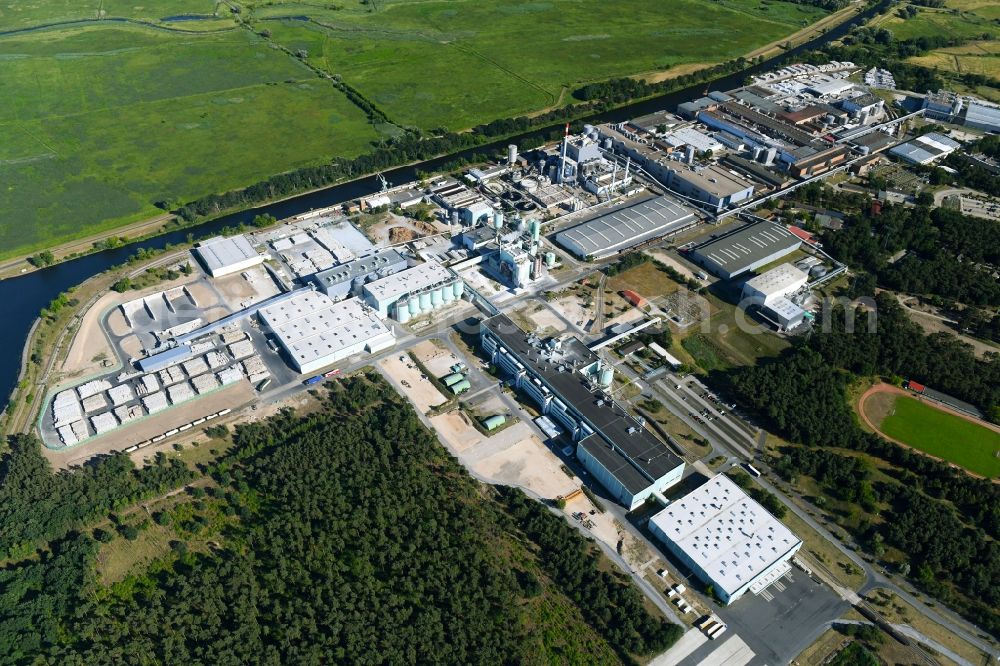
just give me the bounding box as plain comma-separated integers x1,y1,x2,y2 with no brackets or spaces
507,144,518,165
395,301,411,323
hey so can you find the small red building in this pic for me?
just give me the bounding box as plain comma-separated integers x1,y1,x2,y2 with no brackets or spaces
621,289,647,308
906,380,926,393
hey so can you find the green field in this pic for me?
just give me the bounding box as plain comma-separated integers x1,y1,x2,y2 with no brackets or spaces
878,395,1000,478
0,25,381,257
0,0,831,259
867,0,1000,84
256,0,828,130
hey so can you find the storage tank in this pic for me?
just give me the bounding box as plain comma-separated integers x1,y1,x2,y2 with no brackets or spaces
493,211,504,230
408,295,420,315
450,378,471,395
599,368,614,388
442,285,454,302
450,210,459,226
419,291,431,310
482,414,507,431
442,372,465,387
602,137,613,150
520,177,539,192
544,252,556,267
530,218,540,243
431,287,443,307
508,144,518,165
395,301,411,323
452,281,465,299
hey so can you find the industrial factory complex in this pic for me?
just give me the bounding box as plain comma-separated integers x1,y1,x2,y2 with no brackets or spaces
28,53,1000,666
40,54,994,466
481,314,685,510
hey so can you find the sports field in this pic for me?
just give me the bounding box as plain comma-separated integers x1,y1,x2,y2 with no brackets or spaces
862,389,1000,479
0,0,830,260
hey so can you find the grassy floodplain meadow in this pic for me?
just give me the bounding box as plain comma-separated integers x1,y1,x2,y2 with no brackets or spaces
0,0,830,260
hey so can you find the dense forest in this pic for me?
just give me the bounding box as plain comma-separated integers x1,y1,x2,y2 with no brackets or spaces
720,295,1000,635
0,438,192,560
818,195,1000,307
0,375,679,664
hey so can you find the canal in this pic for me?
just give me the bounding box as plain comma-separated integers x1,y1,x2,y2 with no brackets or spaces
0,3,884,412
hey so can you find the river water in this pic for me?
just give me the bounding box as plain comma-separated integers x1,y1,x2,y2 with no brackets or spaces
0,4,883,411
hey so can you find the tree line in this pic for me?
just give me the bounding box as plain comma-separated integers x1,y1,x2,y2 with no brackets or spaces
0,435,193,561
720,295,1000,635
0,375,680,664
573,57,757,104
823,201,1000,307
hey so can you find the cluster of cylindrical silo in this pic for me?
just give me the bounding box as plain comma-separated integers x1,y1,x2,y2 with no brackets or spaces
393,280,465,323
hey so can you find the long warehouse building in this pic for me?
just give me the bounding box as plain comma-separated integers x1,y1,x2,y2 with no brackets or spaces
481,314,685,509
649,474,802,605
688,221,800,280
554,195,698,260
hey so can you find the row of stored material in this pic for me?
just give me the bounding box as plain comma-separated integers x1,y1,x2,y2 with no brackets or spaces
120,408,233,453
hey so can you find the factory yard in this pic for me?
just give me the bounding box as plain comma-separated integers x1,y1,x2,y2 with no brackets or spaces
379,355,448,415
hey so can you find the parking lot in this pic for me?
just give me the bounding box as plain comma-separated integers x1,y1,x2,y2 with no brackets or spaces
676,566,848,666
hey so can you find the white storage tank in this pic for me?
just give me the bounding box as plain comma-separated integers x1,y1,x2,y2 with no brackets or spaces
395,301,411,323
453,281,465,299
419,291,431,310
431,287,443,307
408,295,420,315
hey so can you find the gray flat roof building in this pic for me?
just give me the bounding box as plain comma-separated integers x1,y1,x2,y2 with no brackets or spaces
963,100,1000,132
554,195,698,259
311,249,407,299
481,314,685,509
689,221,801,279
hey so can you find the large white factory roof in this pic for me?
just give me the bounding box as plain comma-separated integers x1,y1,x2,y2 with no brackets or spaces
555,195,698,259
195,235,263,276
807,77,854,98
662,127,723,153
743,263,808,299
888,132,961,165
650,474,801,599
363,261,454,303
258,292,392,371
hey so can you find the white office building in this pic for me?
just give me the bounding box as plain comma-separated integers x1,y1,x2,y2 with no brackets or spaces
649,474,802,605
258,292,395,374
741,263,808,307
